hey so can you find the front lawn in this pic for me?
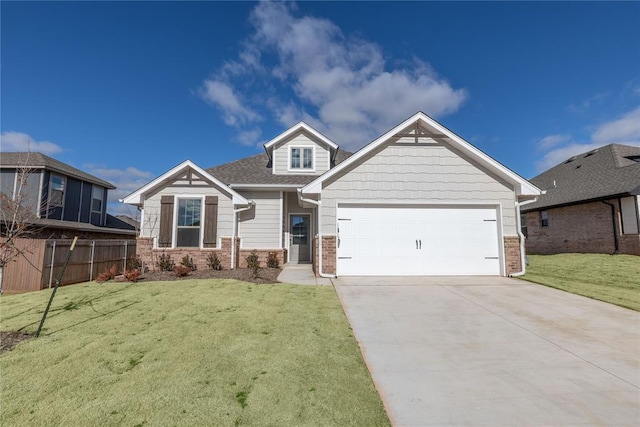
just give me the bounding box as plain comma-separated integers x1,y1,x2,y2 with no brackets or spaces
0,280,389,426
521,254,640,311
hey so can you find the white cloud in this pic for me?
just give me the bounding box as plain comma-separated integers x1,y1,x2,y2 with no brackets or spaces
536,134,571,151
0,131,63,155
84,164,154,215
200,2,467,149
592,107,640,144
536,106,640,172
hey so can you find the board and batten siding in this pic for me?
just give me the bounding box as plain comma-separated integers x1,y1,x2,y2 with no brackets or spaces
237,191,282,248
321,143,517,235
142,182,233,242
273,132,330,175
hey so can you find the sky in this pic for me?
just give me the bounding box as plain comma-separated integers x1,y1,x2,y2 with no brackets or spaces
2,1,639,215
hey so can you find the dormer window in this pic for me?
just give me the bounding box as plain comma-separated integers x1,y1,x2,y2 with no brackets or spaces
290,147,314,171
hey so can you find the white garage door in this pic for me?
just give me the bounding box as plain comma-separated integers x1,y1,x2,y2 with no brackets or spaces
337,206,501,276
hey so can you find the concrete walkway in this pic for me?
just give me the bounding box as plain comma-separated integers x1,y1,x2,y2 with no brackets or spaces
334,276,640,426
276,263,333,285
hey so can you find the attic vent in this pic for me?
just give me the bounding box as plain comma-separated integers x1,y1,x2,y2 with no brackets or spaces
584,148,599,158
564,156,578,164
625,155,640,163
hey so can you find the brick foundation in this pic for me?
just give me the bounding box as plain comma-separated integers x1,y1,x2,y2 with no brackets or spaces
503,236,522,276
237,248,287,269
137,237,234,271
313,235,336,276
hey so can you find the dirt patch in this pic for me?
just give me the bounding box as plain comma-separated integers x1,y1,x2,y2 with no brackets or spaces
0,331,32,354
138,268,282,285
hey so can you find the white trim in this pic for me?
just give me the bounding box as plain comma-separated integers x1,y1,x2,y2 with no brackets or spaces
287,145,316,173
173,195,205,250
288,213,312,263
302,112,541,197
37,171,44,218
121,160,249,206
263,121,338,152
279,191,284,249
229,184,302,190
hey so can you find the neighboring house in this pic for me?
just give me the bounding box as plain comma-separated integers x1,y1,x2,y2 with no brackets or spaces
522,144,640,256
0,152,136,239
123,112,541,276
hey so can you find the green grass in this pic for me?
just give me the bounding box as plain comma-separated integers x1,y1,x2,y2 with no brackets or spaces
521,254,640,311
0,280,389,426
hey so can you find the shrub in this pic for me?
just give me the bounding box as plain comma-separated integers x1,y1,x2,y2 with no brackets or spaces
180,254,197,271
96,265,118,283
128,255,143,271
267,251,279,268
173,265,191,277
206,252,223,270
123,269,141,283
157,252,175,272
246,250,260,278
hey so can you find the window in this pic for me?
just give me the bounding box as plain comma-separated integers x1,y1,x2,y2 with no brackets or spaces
540,211,549,227
176,198,201,247
290,147,313,170
49,174,65,207
520,214,528,238
91,186,103,213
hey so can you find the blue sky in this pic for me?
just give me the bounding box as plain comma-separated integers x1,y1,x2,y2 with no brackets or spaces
2,1,639,214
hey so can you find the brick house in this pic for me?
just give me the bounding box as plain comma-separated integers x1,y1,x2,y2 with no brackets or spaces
122,112,541,276
522,144,640,255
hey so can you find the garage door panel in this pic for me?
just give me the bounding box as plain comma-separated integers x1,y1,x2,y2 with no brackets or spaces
337,206,501,276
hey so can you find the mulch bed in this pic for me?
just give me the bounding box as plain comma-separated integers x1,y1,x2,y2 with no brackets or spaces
138,267,282,285
0,331,32,354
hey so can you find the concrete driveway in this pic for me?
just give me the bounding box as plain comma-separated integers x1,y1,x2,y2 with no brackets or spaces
334,276,640,426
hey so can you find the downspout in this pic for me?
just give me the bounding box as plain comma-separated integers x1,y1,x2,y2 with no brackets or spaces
297,189,335,278
231,202,254,269
602,201,619,254
510,197,538,277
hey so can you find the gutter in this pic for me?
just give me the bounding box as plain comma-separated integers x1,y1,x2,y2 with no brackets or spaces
601,200,619,254
231,201,255,269
296,189,336,279
510,197,538,277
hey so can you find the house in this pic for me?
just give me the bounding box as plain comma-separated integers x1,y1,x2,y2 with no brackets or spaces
122,112,541,276
0,152,136,239
522,144,640,255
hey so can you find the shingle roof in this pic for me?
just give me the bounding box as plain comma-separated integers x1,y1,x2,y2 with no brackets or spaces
522,143,640,212
206,150,352,186
0,152,115,189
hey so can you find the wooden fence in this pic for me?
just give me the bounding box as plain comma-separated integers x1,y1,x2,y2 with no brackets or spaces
1,238,137,294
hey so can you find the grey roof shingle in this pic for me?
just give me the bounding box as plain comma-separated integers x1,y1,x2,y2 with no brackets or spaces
522,143,640,212
206,150,352,186
0,152,115,189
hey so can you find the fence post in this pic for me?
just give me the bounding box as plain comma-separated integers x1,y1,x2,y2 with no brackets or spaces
89,240,96,281
123,240,128,271
48,241,56,288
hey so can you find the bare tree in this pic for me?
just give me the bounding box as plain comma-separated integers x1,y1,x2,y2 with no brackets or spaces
0,151,46,293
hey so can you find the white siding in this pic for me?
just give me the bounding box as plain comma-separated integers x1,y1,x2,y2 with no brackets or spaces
273,132,330,175
237,190,282,248
142,181,234,241
321,143,517,235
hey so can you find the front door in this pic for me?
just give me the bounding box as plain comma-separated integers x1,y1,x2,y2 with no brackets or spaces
290,215,310,263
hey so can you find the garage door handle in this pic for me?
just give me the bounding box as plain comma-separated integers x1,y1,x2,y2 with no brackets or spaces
419,239,422,249
416,240,418,249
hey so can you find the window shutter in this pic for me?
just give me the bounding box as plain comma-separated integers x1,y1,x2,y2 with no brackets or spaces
203,196,218,248
159,195,174,247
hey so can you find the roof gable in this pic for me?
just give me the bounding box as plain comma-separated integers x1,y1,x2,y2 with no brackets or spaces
302,112,540,197
263,122,338,156
121,160,249,206
523,143,640,211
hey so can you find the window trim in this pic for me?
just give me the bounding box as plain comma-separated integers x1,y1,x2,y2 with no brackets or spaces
173,196,204,248
288,146,316,172
540,210,549,227
91,185,104,214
